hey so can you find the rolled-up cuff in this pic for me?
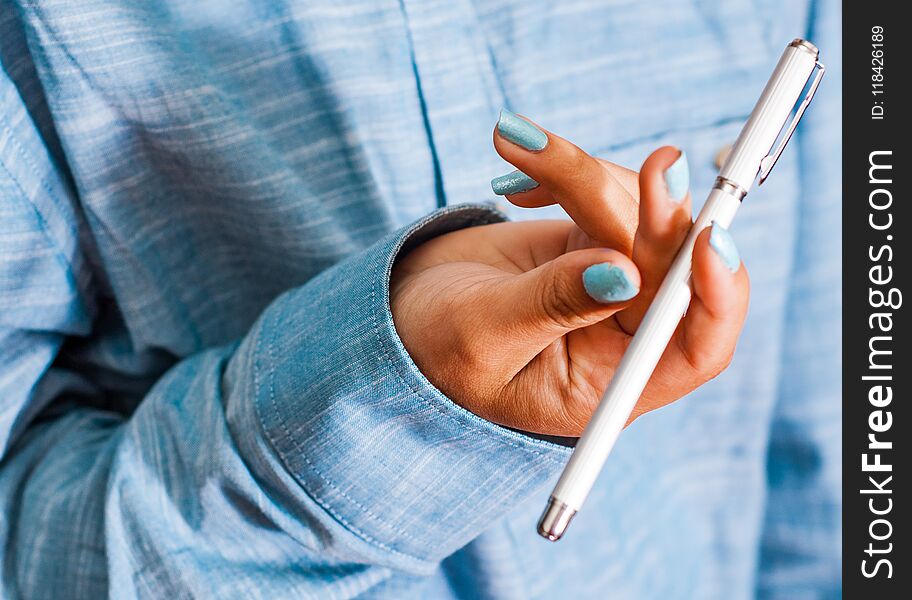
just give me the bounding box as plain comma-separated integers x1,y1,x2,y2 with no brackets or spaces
244,203,571,564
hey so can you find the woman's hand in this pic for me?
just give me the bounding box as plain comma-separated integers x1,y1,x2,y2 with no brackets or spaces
390,112,749,437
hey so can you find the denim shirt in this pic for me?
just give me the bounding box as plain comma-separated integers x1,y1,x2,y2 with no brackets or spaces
0,0,840,598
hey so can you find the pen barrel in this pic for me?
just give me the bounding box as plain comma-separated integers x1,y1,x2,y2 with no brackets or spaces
719,40,819,193
549,187,741,512
541,37,823,542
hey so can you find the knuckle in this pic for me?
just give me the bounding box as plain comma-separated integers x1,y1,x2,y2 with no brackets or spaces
568,144,592,176
717,350,736,374
695,349,732,381
538,266,586,329
678,334,733,382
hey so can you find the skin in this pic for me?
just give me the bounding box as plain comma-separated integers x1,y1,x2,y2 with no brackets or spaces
390,117,750,437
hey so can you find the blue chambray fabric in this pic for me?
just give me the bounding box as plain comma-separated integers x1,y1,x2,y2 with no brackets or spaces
0,0,840,598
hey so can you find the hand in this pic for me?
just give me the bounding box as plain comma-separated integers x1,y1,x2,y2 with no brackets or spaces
390,113,749,437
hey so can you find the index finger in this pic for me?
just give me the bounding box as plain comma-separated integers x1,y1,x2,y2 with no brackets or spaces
492,110,638,254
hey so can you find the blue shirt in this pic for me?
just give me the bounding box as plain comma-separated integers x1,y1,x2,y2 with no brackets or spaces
0,0,841,598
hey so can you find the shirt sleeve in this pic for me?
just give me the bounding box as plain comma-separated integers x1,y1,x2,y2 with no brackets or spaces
756,0,842,596
0,74,570,599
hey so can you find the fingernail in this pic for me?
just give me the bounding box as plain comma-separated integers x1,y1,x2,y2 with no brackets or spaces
497,108,548,151
663,151,689,202
582,263,639,303
491,169,539,195
709,222,741,272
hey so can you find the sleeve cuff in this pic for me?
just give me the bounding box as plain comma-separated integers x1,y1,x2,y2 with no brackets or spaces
241,203,571,564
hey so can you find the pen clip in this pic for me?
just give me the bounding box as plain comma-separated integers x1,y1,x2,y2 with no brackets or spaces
758,61,826,185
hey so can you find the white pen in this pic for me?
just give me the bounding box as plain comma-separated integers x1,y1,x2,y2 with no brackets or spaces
538,39,826,542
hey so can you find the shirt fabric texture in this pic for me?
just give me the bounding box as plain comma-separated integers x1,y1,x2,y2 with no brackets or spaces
0,0,841,598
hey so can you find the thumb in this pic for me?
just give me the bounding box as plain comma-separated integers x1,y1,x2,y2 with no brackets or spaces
492,247,641,355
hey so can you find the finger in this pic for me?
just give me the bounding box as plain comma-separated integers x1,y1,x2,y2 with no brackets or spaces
490,170,554,207
616,147,694,333
675,223,749,379
491,158,640,209
490,109,638,252
488,247,641,364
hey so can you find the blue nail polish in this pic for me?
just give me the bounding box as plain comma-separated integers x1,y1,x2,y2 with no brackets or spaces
709,222,740,272
663,151,689,202
491,169,539,195
497,108,548,152
582,263,639,303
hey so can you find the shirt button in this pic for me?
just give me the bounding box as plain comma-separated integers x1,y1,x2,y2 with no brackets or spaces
714,143,733,170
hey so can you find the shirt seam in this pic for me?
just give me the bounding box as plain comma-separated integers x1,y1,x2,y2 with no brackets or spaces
0,139,84,317
255,297,434,568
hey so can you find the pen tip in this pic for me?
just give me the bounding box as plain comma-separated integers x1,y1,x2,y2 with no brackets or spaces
537,497,577,542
